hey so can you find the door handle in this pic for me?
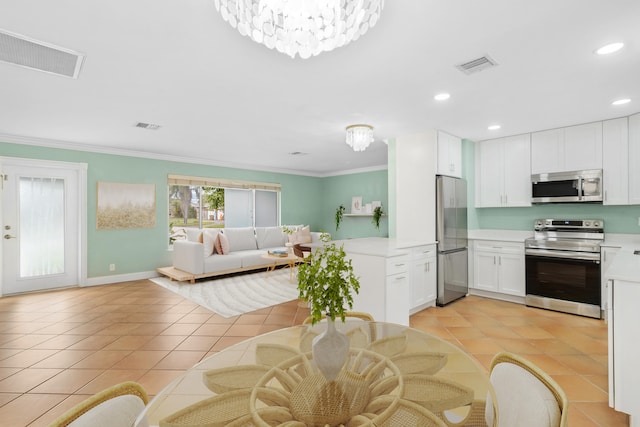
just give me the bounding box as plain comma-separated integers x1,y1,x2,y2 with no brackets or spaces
4,234,16,239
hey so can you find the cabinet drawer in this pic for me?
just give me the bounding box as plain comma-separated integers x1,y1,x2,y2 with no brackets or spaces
411,245,437,259
387,256,410,275
474,240,523,254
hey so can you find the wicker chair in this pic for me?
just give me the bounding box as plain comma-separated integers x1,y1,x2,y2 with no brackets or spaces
486,352,569,427
48,381,148,427
293,243,311,259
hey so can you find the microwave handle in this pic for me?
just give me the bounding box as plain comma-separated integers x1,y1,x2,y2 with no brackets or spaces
578,176,583,200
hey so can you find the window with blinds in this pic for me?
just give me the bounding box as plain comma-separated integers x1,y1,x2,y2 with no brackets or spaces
168,174,281,245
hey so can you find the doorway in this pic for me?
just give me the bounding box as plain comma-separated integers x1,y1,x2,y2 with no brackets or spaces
1,157,86,295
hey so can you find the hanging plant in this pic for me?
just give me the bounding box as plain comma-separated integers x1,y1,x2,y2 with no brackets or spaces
372,206,384,229
335,204,346,231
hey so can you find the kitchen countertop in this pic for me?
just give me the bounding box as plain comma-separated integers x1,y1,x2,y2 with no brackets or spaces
606,250,640,283
601,233,640,249
323,237,437,258
468,229,533,243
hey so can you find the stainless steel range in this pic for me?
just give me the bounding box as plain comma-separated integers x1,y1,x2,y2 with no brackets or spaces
525,219,603,319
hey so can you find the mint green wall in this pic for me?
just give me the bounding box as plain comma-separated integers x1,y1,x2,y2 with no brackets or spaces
464,140,640,234
320,169,389,240
0,141,324,278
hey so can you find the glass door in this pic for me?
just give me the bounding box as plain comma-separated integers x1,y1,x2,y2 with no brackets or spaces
1,159,84,295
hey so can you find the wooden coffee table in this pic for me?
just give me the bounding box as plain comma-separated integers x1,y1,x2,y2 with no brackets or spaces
261,252,302,283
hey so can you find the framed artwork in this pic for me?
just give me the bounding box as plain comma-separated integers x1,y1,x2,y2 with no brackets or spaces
351,196,363,214
97,182,156,230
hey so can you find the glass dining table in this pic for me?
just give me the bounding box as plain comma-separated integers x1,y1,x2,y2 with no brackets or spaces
135,321,495,427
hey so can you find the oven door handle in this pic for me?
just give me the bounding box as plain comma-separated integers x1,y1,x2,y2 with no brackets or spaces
525,248,600,262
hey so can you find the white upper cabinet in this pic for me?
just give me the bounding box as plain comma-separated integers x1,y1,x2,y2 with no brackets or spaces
530,128,563,174
602,117,629,205
629,113,640,205
437,131,462,178
531,122,603,174
475,134,531,207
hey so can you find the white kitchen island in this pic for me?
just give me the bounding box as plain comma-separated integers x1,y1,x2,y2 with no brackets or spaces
329,237,438,326
605,250,640,426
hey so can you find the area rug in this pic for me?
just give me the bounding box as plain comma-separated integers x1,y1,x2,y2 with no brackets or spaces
150,268,300,318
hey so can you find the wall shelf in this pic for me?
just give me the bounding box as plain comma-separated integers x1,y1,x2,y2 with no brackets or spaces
344,213,386,217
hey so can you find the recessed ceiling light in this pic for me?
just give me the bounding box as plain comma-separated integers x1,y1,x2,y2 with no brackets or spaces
612,98,631,106
434,93,450,101
596,42,624,55
488,125,501,130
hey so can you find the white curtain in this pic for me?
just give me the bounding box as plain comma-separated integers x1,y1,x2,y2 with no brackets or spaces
19,177,65,277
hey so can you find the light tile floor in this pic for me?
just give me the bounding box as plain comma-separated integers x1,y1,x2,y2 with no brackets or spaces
0,278,628,426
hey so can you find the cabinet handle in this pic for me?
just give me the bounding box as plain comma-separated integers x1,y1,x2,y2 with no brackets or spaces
394,276,406,281
505,194,508,205
498,256,501,266
493,256,496,265
395,263,406,267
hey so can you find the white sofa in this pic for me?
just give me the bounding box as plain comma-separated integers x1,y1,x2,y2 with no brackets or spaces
169,226,321,282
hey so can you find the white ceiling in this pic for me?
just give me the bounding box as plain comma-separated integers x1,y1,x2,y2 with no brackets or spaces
1,0,639,176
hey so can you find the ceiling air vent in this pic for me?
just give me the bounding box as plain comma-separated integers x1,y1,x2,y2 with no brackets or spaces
455,54,498,75
0,29,84,78
135,122,161,130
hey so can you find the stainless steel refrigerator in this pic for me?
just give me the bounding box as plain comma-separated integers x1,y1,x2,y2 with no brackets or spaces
436,175,469,306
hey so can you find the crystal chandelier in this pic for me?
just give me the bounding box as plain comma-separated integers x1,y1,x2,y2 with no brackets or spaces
213,0,384,59
345,124,374,152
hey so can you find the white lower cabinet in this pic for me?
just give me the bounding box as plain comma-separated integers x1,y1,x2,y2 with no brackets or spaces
348,252,411,326
601,246,621,312
609,279,640,421
409,245,437,313
473,240,525,297
386,271,410,325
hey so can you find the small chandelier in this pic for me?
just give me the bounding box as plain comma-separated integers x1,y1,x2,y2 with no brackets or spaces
345,124,374,152
213,0,384,59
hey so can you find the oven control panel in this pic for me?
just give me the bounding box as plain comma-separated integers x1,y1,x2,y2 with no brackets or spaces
534,218,603,230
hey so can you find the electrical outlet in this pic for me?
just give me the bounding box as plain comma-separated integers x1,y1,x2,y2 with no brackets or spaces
638,217,640,226
109,264,116,272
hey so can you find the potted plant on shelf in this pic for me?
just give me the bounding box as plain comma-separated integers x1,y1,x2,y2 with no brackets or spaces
297,242,360,381
335,204,346,231
372,206,384,230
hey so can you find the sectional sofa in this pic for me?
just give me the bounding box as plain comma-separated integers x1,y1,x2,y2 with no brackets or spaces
159,225,322,283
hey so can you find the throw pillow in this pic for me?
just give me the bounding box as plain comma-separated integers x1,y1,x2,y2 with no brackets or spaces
215,233,230,255
202,229,220,256
289,225,312,244
297,225,312,244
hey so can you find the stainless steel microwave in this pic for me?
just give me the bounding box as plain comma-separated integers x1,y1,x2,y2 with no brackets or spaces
531,169,603,203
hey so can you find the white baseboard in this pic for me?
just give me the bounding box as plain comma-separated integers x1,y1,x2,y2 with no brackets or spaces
85,270,159,287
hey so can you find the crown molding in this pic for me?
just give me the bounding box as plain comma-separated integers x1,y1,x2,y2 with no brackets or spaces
0,133,387,178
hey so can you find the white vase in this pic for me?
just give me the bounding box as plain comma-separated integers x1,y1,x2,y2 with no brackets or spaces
312,319,349,381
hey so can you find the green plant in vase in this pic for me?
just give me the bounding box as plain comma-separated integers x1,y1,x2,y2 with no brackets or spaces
335,204,346,231
297,242,360,380
372,206,384,229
